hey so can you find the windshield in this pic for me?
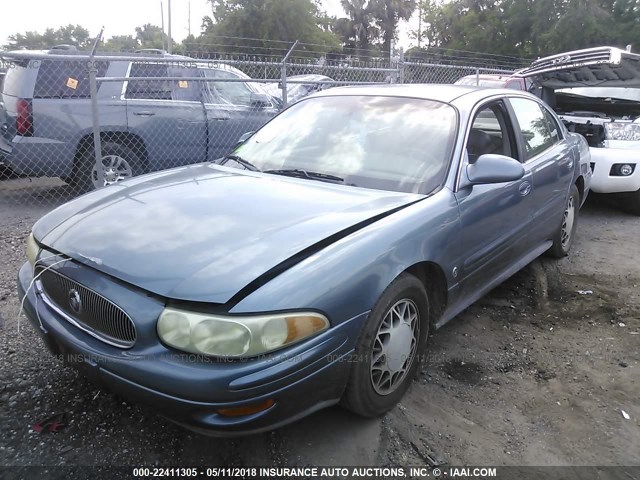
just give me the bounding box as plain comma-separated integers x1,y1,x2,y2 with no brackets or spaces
233,95,457,194
557,87,640,102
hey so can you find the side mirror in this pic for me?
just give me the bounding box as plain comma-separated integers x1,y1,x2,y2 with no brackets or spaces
234,131,254,149
250,92,271,107
465,154,524,185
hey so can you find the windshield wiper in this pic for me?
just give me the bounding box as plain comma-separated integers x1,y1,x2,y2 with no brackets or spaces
218,154,260,171
264,168,345,184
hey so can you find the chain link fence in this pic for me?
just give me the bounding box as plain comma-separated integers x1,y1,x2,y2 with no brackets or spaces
0,43,525,205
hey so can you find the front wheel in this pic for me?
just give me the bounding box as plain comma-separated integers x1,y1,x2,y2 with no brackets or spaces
548,184,580,258
340,273,429,417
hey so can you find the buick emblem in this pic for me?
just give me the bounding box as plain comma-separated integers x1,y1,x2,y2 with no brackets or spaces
68,289,82,314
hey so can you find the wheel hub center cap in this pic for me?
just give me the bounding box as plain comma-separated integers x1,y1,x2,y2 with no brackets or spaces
386,323,413,372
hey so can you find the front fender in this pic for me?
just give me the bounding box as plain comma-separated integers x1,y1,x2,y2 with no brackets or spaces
230,188,461,327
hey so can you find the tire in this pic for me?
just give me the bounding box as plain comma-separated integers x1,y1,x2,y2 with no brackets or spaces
67,141,143,193
548,184,580,258
340,273,429,418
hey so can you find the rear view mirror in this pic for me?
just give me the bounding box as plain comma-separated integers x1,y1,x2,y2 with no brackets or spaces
465,154,524,185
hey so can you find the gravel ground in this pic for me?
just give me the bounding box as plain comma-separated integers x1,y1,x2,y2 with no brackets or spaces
0,181,638,472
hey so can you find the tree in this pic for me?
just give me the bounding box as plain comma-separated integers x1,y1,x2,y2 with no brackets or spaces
4,24,92,50
197,0,340,57
135,24,167,50
410,0,640,59
370,0,417,55
338,0,380,56
102,35,140,52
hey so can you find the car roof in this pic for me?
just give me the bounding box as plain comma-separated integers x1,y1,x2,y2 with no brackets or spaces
0,49,193,61
311,83,498,103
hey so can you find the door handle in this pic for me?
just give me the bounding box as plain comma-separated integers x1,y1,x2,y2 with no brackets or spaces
133,111,155,116
518,181,532,196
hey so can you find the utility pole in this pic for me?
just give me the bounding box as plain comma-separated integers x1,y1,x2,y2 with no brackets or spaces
417,1,422,48
167,0,172,54
188,1,191,37
160,1,166,51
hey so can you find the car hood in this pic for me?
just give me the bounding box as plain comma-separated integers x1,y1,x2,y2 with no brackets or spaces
34,164,422,304
515,46,640,89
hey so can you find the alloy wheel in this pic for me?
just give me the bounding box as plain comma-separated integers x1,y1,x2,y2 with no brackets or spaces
91,155,133,189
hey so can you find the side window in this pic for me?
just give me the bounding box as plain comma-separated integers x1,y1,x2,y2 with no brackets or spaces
466,103,514,163
509,97,557,160
202,69,254,106
167,67,201,102
542,106,561,143
126,63,171,100
34,59,109,99
505,80,523,91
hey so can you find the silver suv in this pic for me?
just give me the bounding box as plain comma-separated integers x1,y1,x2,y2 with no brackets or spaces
0,49,280,190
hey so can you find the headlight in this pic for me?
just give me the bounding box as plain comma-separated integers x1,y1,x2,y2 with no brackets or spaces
605,122,640,141
157,308,329,358
26,233,41,267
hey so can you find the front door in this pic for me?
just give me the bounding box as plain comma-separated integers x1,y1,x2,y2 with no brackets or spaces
126,63,207,171
454,100,535,295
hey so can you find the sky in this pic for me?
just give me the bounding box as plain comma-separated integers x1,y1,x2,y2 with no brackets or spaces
0,0,415,50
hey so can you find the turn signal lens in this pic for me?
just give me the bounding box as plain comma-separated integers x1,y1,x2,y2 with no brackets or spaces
217,399,275,417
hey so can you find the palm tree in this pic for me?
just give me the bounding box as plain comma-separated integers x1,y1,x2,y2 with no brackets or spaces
370,0,417,56
340,0,380,57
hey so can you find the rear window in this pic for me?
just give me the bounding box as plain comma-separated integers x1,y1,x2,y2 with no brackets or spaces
1,65,29,97
456,76,507,88
34,59,109,99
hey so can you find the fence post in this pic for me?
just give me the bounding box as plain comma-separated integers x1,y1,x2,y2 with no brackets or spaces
475,67,480,86
89,28,104,187
398,47,405,84
281,40,299,108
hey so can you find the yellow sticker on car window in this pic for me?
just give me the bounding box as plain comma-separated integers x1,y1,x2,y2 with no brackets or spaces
66,77,78,89
178,80,188,88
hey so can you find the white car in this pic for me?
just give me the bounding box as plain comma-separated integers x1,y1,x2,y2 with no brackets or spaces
515,47,640,214
263,74,334,104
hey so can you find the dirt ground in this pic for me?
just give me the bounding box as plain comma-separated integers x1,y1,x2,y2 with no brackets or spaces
0,180,638,471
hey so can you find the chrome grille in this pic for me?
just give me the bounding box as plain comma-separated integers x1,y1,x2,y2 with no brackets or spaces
37,268,136,348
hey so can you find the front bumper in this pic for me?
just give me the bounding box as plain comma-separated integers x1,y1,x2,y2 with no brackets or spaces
590,145,640,194
17,261,363,435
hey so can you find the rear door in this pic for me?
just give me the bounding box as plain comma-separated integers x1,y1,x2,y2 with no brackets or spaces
200,67,278,160
455,99,535,295
125,62,206,171
507,97,574,240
